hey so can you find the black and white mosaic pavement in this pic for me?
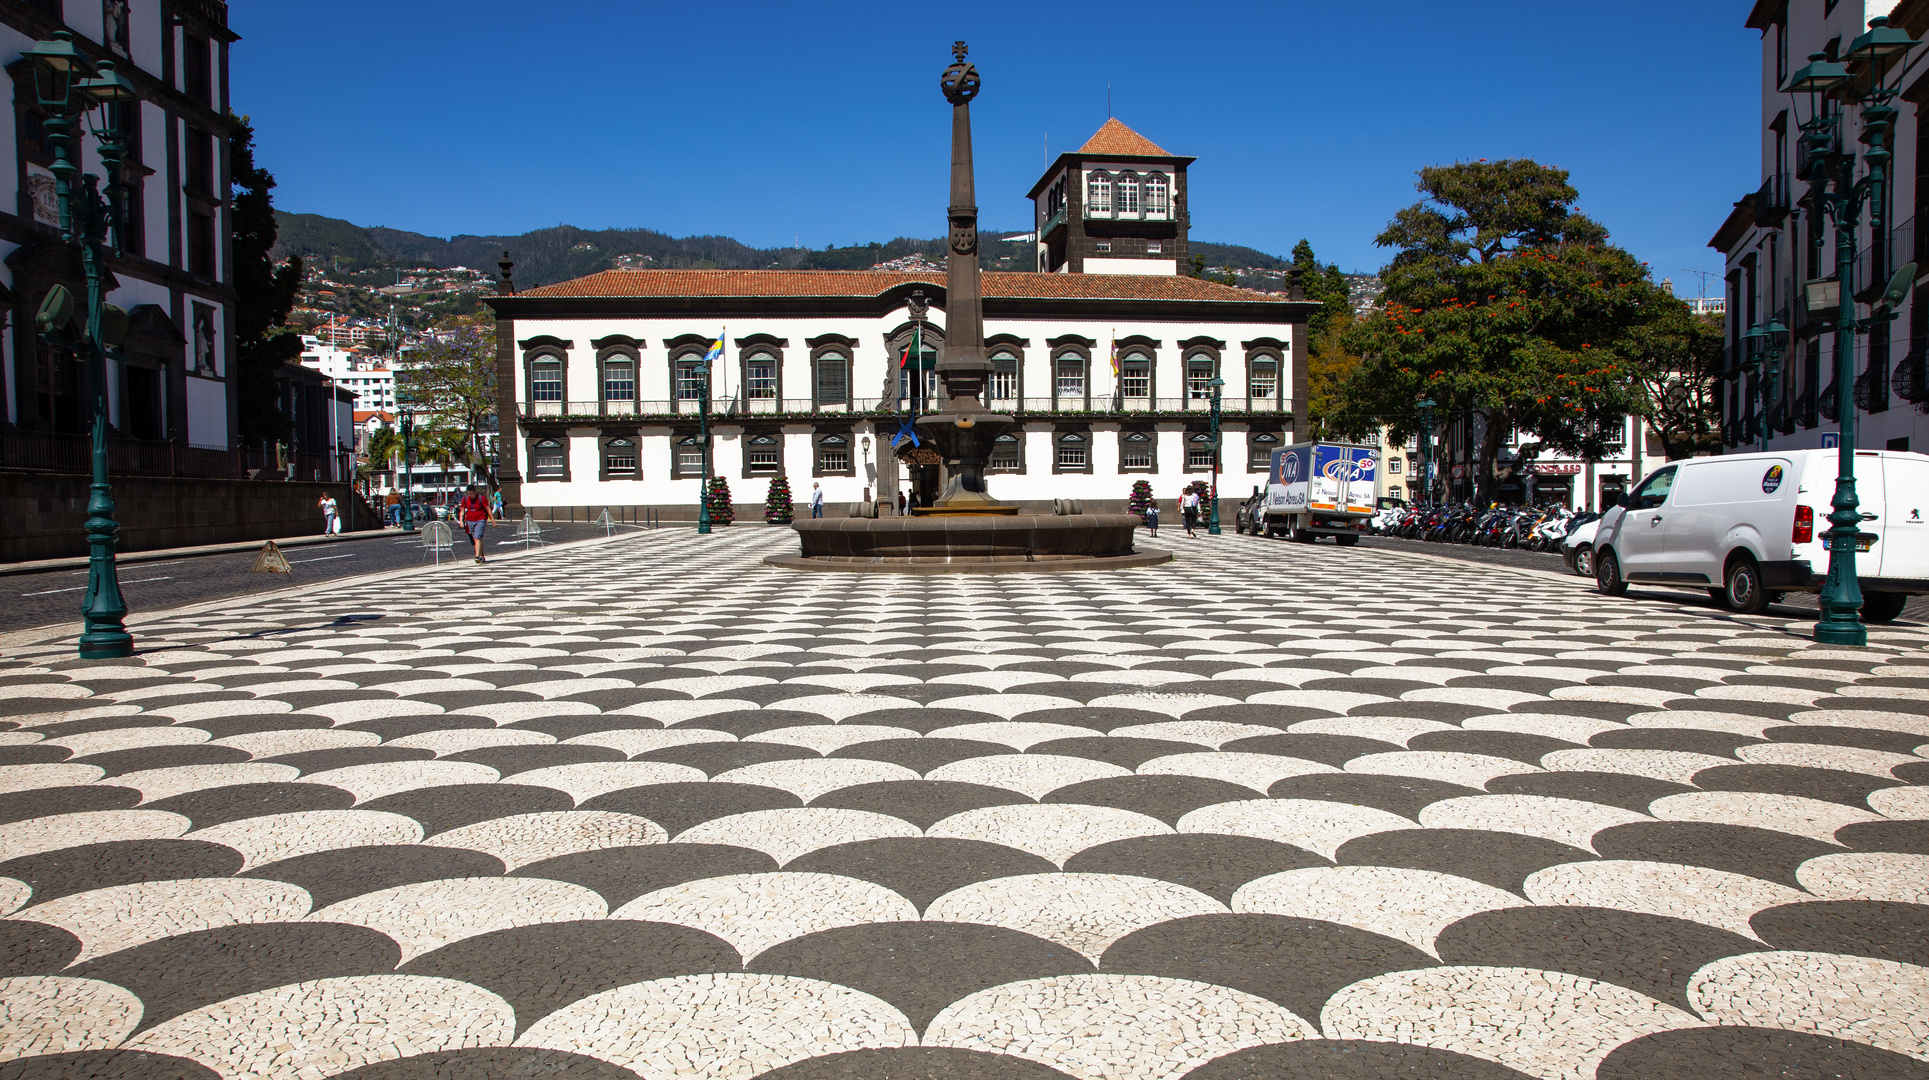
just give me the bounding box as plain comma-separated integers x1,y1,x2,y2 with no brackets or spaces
1,527,1925,1080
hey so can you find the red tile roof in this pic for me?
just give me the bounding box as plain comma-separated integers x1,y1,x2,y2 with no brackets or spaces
513,270,1288,303
1076,118,1173,158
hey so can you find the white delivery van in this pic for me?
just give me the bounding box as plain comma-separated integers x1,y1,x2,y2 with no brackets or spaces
1593,448,1929,621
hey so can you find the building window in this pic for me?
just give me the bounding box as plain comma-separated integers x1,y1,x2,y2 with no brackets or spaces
675,435,705,477
1087,171,1111,216
815,433,851,475
188,210,215,278
991,432,1022,472
990,351,1018,402
746,433,781,475
1116,172,1141,217
1147,241,1162,255
1388,457,1404,475
1095,240,1111,253
529,357,563,405
183,33,213,106
1249,432,1280,469
1055,353,1087,404
604,437,638,478
1187,354,1218,398
1146,172,1170,217
531,438,567,480
675,357,704,401
1120,353,1151,399
186,127,214,194
1055,430,1089,472
602,356,635,402
745,352,777,401
1187,432,1217,470
1120,431,1154,471
1250,357,1278,399
816,353,849,406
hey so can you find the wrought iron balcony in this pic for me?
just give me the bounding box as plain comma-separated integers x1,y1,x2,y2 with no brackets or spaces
1039,206,1067,237
1895,349,1928,403
1854,215,1915,302
517,395,1293,422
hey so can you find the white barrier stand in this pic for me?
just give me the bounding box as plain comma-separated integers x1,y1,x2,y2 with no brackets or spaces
508,512,547,550
420,521,455,565
596,508,616,536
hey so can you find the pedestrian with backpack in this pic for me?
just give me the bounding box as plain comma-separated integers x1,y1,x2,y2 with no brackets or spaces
458,484,491,563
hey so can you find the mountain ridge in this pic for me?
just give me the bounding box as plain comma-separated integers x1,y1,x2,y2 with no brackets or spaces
270,211,1317,291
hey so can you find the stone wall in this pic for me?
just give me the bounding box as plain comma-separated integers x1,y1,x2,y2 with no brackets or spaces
2,473,381,563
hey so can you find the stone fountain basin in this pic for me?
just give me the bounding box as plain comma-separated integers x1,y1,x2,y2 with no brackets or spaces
766,513,1172,573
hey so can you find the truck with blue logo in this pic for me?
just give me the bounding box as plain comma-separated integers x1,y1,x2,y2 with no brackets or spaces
1240,441,1379,545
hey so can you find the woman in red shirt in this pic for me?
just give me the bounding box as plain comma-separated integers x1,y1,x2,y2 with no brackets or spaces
458,484,491,563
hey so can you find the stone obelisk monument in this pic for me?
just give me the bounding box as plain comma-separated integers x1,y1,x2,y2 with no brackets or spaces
911,41,1016,513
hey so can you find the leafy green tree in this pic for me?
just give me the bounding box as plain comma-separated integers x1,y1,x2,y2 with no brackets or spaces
1631,310,1727,460
400,319,497,485
365,424,404,472
230,114,303,447
1335,159,1658,502
1290,240,1360,439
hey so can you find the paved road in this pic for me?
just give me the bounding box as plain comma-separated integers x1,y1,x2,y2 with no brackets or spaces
1348,533,1929,626
0,528,1923,1079
1,522,644,636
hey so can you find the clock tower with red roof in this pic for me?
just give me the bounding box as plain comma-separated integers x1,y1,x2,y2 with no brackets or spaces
1027,118,1195,275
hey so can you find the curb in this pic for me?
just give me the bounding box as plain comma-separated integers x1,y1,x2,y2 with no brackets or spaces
0,528,652,653
0,529,397,577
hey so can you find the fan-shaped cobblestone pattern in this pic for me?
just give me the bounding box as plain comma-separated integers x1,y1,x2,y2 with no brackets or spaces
0,526,1926,1078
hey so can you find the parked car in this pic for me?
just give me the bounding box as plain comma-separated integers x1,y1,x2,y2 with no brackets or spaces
1561,517,1601,576
1370,496,1408,534
1593,449,1928,620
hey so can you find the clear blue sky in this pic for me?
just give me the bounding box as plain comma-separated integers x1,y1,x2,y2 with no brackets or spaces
231,1,1757,292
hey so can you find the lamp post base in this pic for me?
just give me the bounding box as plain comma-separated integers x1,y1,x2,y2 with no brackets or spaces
1813,618,1869,647
78,637,134,660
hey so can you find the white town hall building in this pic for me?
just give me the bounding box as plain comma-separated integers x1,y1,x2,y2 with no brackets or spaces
485,121,1317,518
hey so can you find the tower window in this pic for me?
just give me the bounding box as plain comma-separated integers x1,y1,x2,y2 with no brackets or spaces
1146,172,1170,218
1087,171,1112,216
1116,172,1141,216
1095,241,1111,253
1147,241,1162,255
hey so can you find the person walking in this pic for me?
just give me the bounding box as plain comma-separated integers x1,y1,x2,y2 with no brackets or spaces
810,482,825,519
1145,501,1159,537
384,489,402,528
318,492,340,536
1180,489,1200,538
490,486,505,521
458,484,491,563
897,491,907,516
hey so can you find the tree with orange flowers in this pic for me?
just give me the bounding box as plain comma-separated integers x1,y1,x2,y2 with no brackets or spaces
1333,159,1670,503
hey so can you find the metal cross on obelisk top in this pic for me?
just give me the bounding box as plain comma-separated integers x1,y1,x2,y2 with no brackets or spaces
935,39,986,410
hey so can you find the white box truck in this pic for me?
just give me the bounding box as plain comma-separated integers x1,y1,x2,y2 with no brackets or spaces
1248,441,1380,545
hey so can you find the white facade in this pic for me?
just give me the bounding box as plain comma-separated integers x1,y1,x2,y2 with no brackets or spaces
1714,0,1929,454
0,0,238,464
490,271,1308,517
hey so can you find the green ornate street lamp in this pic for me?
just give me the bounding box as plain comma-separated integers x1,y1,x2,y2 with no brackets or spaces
1741,319,1787,454
1206,375,1225,534
1786,15,1919,646
695,360,712,534
25,31,140,659
1417,398,1435,505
